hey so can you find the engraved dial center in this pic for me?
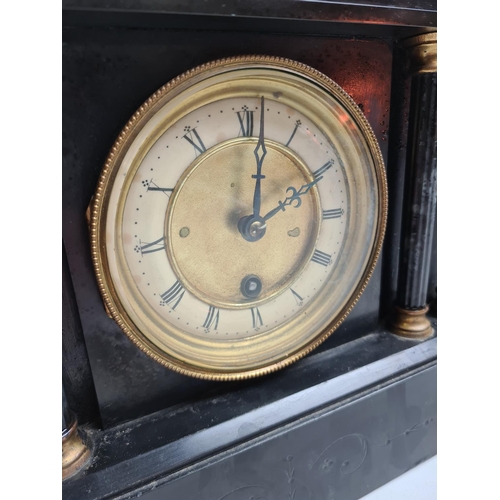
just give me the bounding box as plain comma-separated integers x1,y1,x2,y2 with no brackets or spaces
166,137,321,308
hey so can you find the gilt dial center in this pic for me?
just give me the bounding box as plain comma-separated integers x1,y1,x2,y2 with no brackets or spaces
166,137,321,309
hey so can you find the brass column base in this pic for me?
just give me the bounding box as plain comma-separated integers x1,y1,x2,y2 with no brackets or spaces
62,418,92,480
389,305,433,340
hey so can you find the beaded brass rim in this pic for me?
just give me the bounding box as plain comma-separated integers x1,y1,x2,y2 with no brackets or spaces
89,55,388,381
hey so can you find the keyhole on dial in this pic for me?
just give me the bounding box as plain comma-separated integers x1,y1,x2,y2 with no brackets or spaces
241,275,262,299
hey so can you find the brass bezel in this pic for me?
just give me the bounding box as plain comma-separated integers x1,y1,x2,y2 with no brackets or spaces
89,55,388,381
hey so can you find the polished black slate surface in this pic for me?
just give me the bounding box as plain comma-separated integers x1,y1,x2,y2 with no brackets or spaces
379,41,412,320
62,333,436,499
136,365,437,500
62,0,437,30
63,241,100,426
62,27,393,427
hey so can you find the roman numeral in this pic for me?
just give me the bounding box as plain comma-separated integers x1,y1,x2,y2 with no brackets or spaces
322,208,344,220
160,280,185,310
251,307,263,329
313,160,334,179
135,236,165,255
286,119,301,147
311,249,332,267
290,288,304,306
183,127,207,156
142,179,174,195
237,108,254,137
202,306,220,331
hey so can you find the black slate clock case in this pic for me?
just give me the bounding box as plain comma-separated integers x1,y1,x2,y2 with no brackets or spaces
62,3,437,499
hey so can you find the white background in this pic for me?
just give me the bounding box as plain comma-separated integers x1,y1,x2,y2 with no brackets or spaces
361,456,437,499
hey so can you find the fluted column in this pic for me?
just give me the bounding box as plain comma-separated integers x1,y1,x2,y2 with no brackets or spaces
390,32,437,339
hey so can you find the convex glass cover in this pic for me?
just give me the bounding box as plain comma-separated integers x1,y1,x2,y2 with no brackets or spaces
89,56,387,380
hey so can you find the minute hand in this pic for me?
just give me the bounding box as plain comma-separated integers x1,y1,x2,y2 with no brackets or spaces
252,96,267,217
263,177,322,222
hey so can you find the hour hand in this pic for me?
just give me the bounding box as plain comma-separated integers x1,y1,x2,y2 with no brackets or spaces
263,177,321,222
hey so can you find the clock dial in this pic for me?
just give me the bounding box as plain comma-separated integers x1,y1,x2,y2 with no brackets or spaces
91,56,387,379
121,96,346,339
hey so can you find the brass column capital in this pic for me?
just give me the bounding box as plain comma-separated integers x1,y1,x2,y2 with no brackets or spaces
403,32,437,75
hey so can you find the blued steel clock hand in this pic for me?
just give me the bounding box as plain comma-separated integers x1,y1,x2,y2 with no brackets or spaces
252,96,267,218
238,96,268,242
263,177,321,222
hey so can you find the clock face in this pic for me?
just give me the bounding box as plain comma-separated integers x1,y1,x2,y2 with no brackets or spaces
91,56,387,380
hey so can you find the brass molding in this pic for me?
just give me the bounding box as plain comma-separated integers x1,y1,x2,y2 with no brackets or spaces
389,305,433,340
403,32,437,75
62,417,92,481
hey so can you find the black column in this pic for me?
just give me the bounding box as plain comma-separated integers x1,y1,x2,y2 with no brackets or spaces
390,33,437,339
62,241,95,479
62,384,73,435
